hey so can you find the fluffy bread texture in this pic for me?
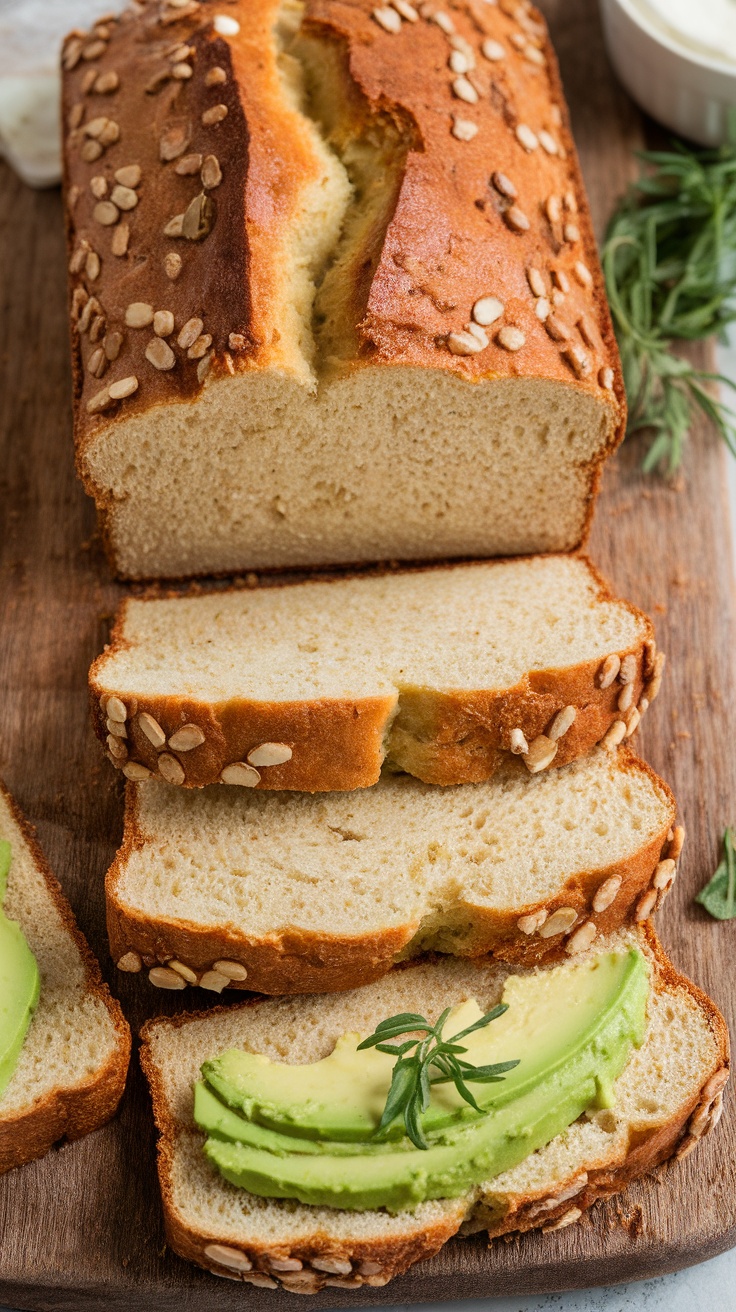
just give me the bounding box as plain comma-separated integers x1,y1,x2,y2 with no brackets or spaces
0,784,130,1175
139,927,729,1293
107,747,679,994
90,556,660,792
62,0,623,581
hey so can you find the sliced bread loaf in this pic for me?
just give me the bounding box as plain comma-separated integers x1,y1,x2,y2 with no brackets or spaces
91,556,662,792
0,783,130,1174
139,927,729,1293
108,747,679,995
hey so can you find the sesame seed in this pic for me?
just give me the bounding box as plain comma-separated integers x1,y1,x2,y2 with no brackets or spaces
491,171,517,199
562,344,591,377
535,297,550,321
108,375,139,400
504,205,530,232
524,43,545,66
447,329,484,356
114,164,141,188
154,310,175,337
104,331,123,361
111,184,138,211
145,337,176,370
538,129,558,155
111,222,130,257
516,123,538,152
175,153,203,175
599,365,614,390
449,50,470,74
95,70,119,93
172,61,193,79
393,0,418,18
577,316,596,349
125,302,154,328
553,269,570,293
472,296,504,326
86,250,101,280
178,317,204,349
564,189,578,213
90,175,108,199
201,154,222,189
373,6,402,32
564,222,580,243
94,200,119,226
81,140,103,163
526,267,545,297
545,194,561,224
452,76,478,104
551,104,563,126
432,11,455,34
204,66,228,86
545,315,570,342
213,13,240,34
481,38,505,60
164,251,183,279
497,325,525,352
160,124,191,161
574,260,593,287
451,117,478,141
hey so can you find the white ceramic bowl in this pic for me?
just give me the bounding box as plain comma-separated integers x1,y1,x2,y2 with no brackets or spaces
600,0,736,146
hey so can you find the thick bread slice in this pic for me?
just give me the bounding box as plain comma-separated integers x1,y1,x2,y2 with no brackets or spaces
90,556,661,792
108,747,679,995
63,0,623,582
139,927,729,1293
0,784,130,1175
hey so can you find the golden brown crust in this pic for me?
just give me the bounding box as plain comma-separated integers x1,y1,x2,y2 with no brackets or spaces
106,747,678,994
138,928,729,1291
89,555,659,792
62,0,623,580
0,783,131,1176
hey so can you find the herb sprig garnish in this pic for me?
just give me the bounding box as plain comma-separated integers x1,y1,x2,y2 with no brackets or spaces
357,1006,519,1150
603,137,736,471
696,827,736,920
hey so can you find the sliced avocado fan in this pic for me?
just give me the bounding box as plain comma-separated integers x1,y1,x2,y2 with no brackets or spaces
196,949,650,1212
0,839,41,1100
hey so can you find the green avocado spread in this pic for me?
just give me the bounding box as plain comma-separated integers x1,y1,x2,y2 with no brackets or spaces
195,949,650,1212
0,840,41,1099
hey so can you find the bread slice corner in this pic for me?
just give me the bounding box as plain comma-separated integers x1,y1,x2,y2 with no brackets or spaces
139,926,729,1293
0,782,131,1175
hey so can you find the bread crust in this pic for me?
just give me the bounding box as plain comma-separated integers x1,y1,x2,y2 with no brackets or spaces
89,555,659,792
0,784,131,1176
106,747,678,994
138,927,729,1292
61,0,624,581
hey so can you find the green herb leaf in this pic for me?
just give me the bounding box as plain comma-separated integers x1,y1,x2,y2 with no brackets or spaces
361,1004,519,1149
696,827,736,919
603,131,736,471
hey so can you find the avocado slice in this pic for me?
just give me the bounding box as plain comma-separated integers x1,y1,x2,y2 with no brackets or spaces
198,949,649,1210
202,952,646,1142
0,840,41,1099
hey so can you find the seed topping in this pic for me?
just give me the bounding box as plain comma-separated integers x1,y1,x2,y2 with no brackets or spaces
213,959,249,980
146,338,176,371
108,375,138,400
504,205,530,233
125,302,154,328
138,712,166,749
202,103,228,126
472,296,504,326
117,951,142,973
538,906,578,938
451,117,478,142
168,724,206,751
247,742,293,767
482,38,505,60
497,325,526,352
221,762,261,787
491,171,517,199
452,76,478,105
523,734,557,773
149,965,186,990
592,875,622,913
515,123,538,151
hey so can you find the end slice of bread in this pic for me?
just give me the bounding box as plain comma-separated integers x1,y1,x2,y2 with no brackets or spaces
0,783,131,1174
90,556,661,793
107,747,680,995
139,927,729,1293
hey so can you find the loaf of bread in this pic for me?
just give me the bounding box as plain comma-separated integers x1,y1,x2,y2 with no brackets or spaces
90,556,662,792
62,0,623,580
0,783,130,1174
139,928,729,1293
107,747,679,995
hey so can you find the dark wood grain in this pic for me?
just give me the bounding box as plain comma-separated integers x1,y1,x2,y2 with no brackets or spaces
0,1,734,1306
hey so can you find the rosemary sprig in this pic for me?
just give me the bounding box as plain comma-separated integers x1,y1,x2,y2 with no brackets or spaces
357,1005,519,1150
696,827,736,920
603,136,736,471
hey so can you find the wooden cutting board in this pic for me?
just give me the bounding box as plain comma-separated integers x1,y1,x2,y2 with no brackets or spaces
0,1,734,1306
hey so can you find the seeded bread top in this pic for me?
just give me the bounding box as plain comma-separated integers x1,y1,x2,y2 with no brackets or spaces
62,0,623,449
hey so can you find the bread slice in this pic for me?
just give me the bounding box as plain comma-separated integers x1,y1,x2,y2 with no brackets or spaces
107,746,679,995
63,0,623,582
90,556,662,792
0,783,130,1175
139,926,729,1293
